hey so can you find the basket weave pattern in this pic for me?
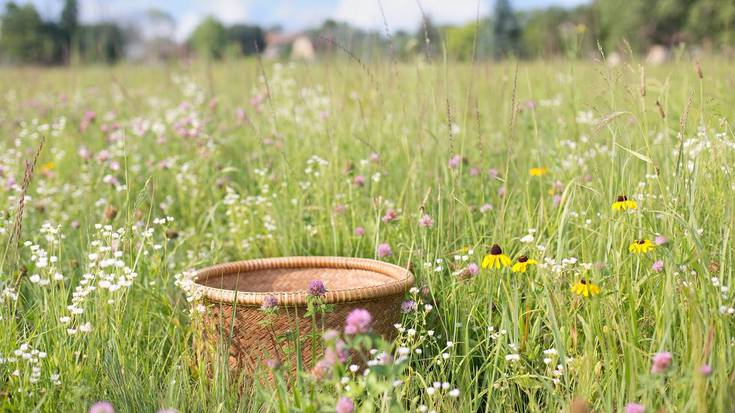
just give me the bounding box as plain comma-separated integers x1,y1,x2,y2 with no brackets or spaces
193,257,414,372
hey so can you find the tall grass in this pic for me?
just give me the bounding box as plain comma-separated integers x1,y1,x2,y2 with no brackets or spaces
0,55,734,412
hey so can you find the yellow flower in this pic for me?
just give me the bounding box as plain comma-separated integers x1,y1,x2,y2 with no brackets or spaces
529,167,548,177
611,195,637,211
481,244,511,269
40,162,56,173
511,256,538,273
629,239,654,254
571,278,601,297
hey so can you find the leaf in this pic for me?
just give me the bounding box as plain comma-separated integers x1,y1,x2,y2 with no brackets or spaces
615,143,653,164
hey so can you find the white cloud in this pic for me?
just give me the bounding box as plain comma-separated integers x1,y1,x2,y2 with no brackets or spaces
332,0,490,32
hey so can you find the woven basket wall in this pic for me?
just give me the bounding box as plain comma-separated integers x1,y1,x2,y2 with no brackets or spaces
192,256,414,373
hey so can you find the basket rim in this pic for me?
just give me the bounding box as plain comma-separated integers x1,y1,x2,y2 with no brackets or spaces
192,256,414,306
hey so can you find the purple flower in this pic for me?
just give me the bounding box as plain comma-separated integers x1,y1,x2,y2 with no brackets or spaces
324,339,348,364
353,175,366,187
447,154,462,169
553,194,562,208
487,168,498,178
381,208,399,223
89,402,114,413
345,308,372,335
699,363,712,376
308,280,327,297
654,235,667,246
401,300,418,313
498,186,506,197
651,351,673,374
469,166,480,176
322,329,339,341
336,397,355,413
260,295,278,310
624,403,645,413
354,226,365,236
479,203,493,213
419,214,434,228
265,358,281,370
333,204,347,215
377,243,392,258
652,260,664,273
467,263,480,276
369,152,380,163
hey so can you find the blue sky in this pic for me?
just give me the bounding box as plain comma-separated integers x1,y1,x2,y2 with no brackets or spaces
3,0,590,40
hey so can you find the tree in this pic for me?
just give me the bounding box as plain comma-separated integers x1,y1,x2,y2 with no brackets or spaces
188,17,227,60
0,2,61,64
78,23,125,64
227,24,265,55
59,0,78,61
492,0,521,58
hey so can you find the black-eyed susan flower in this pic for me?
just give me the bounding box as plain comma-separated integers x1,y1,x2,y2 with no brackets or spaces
482,244,511,269
529,167,548,177
629,239,654,254
612,195,637,211
571,278,600,297
511,255,538,273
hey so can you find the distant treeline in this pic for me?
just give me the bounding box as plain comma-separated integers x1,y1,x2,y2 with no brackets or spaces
0,0,733,65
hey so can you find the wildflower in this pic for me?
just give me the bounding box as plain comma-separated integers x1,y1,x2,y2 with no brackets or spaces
699,363,712,376
612,195,638,211
529,167,548,176
629,239,655,254
511,256,538,273
345,308,372,335
654,235,667,246
354,226,365,236
571,278,601,297
353,175,366,187
624,403,645,413
311,359,331,380
336,397,355,413
308,280,327,297
479,203,493,213
401,300,417,313
466,263,479,276
377,243,393,258
651,351,672,374
448,388,460,397
382,208,399,223
652,260,664,272
260,295,278,311
419,214,434,228
447,155,462,169
324,340,349,363
89,402,115,413
265,358,281,370
481,244,511,269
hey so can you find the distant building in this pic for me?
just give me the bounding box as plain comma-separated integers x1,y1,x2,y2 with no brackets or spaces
264,32,315,60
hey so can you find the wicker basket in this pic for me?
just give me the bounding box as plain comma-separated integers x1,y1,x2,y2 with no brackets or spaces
192,256,414,373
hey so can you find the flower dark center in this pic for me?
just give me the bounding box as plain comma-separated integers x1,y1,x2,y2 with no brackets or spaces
490,244,502,255
616,195,627,202
580,278,587,284
518,256,528,263
637,239,645,244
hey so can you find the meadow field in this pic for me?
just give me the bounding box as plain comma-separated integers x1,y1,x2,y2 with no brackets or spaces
0,56,734,412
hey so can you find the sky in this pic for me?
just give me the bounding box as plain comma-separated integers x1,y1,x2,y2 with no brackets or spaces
2,0,591,40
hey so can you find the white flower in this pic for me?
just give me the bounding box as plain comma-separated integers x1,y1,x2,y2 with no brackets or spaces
426,387,436,395
505,354,520,362
449,388,460,397
79,322,93,333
